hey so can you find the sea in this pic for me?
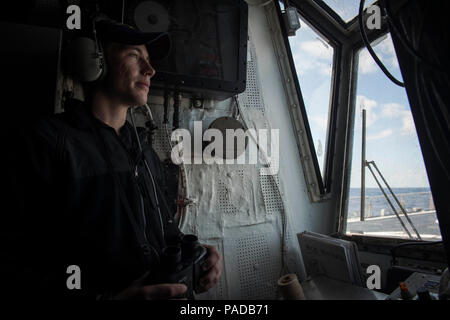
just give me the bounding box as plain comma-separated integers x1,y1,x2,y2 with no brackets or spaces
346,187,441,239
347,187,434,218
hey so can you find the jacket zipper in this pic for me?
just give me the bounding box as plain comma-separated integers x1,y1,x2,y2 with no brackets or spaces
113,130,161,247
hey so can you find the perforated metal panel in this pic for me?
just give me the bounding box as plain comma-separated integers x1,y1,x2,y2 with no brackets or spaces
213,270,227,300
240,39,265,113
218,169,245,217
236,233,279,299
260,173,283,215
148,103,173,160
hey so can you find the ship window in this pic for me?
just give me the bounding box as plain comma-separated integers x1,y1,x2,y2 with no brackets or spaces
314,0,378,24
345,34,441,241
285,13,336,185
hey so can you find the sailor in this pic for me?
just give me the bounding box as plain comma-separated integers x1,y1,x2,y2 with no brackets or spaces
5,20,222,299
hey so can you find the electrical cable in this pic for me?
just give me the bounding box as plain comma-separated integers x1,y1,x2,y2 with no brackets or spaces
130,107,166,241
144,104,155,122
91,17,104,72
89,112,161,265
121,0,125,24
358,0,404,87
161,92,190,231
165,120,190,231
172,88,180,130
382,1,450,209
384,0,445,73
163,89,170,124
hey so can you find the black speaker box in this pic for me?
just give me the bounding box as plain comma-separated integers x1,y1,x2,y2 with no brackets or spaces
102,0,249,100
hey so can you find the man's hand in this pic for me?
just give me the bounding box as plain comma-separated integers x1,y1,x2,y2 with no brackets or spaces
112,271,187,300
196,244,222,293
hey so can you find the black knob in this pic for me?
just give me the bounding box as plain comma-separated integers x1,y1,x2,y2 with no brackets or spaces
416,286,432,300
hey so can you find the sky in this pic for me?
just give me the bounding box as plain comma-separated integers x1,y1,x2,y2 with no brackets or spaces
287,11,431,189
321,0,377,22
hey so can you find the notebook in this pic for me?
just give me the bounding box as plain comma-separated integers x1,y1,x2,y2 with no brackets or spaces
297,231,363,286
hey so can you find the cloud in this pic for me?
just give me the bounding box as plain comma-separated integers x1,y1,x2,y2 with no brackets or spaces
381,103,416,135
358,34,400,74
367,129,393,141
293,53,332,77
310,115,328,131
300,40,333,60
354,98,416,137
378,34,399,69
400,113,416,135
291,38,334,77
359,49,378,74
381,166,430,188
356,95,378,127
380,103,404,118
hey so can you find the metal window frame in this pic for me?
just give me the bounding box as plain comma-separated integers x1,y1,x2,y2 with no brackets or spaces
294,3,343,196
335,0,432,244
337,7,391,234
312,0,380,30
271,1,342,199
338,23,391,235
264,3,322,201
311,0,349,28
276,0,435,246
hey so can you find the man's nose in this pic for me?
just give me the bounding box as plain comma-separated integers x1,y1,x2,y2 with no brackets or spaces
142,59,156,78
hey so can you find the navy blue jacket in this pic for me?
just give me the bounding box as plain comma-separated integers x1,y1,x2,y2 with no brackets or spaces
3,99,181,298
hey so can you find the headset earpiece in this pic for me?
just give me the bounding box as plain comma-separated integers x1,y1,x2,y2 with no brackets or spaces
67,36,104,82
66,17,109,83
97,39,107,81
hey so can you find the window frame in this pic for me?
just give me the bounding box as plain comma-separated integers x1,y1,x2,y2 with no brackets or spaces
311,0,349,28
275,1,342,196
340,26,391,236
312,0,380,30
341,26,440,242
280,0,440,253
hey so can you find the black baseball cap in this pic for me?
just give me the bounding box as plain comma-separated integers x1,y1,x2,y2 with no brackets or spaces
95,20,171,61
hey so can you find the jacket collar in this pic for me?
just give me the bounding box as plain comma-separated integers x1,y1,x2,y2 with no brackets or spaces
64,98,130,135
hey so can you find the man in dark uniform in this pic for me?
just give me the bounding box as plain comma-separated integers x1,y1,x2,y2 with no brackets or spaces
4,20,221,299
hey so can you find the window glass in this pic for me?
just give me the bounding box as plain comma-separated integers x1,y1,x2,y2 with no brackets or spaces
287,15,335,178
318,0,377,23
346,34,441,240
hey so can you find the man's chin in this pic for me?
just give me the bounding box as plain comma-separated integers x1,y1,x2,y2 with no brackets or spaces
128,96,148,107
138,93,149,105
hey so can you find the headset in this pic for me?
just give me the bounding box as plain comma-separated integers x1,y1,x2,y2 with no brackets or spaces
66,18,107,82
